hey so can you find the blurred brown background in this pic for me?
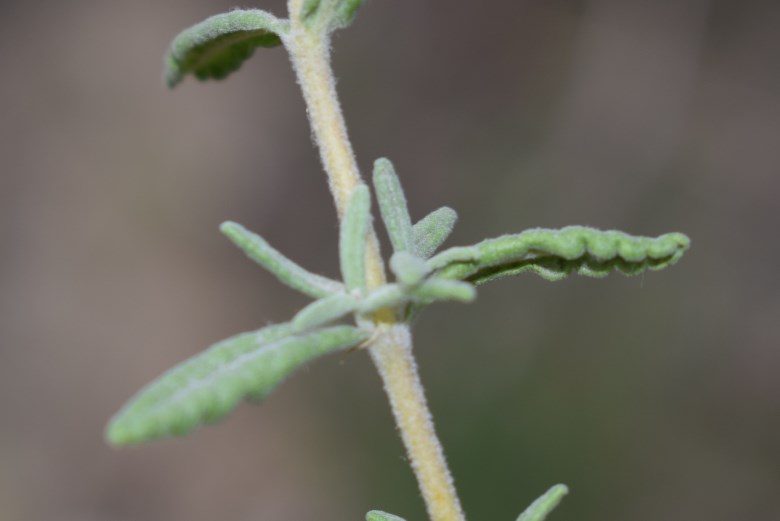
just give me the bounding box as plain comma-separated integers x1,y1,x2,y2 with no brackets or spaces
1,0,778,520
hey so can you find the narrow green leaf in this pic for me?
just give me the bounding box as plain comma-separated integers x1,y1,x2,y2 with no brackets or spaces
366,511,406,521
412,206,458,259
300,0,366,32
389,252,429,288
426,246,479,271
292,293,358,332
435,227,690,284
221,221,343,299
359,284,406,314
413,278,476,303
340,185,372,291
373,158,414,254
165,9,289,88
516,484,569,521
106,325,369,446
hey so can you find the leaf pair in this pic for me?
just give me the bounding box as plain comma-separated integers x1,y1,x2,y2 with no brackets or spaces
372,158,475,315
107,183,383,446
165,1,367,88
373,158,458,261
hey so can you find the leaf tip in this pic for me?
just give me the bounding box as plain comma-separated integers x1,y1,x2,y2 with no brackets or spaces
219,220,239,234
366,511,405,521
517,483,569,521
104,417,133,447
373,157,393,172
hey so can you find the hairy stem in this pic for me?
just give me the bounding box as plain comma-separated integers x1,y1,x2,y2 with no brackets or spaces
284,4,465,519
284,17,386,291
370,325,466,521
285,27,359,216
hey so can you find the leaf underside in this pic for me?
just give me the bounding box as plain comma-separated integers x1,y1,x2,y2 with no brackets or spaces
107,324,368,445
165,9,288,87
437,226,690,284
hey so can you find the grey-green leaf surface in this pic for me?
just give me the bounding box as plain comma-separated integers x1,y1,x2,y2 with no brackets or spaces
516,484,568,521
390,252,429,288
366,511,406,521
412,206,458,259
165,9,289,87
340,185,371,291
300,0,366,32
221,221,343,298
106,325,368,446
413,278,476,303
373,158,414,254
359,284,406,314
292,293,358,332
434,226,690,284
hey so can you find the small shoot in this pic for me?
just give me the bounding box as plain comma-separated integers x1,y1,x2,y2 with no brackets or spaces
111,1,693,518
340,184,372,292
165,9,289,87
221,221,344,298
516,484,569,521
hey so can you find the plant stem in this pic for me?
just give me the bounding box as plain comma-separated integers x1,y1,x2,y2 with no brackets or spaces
284,5,466,519
370,324,466,521
284,20,386,291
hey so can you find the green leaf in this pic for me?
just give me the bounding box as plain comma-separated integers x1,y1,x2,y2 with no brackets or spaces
299,0,366,32
516,484,568,521
221,221,344,299
434,226,690,284
413,278,476,304
165,9,289,88
426,245,479,271
340,185,372,292
292,293,358,332
366,511,406,521
359,284,406,314
106,325,368,445
389,252,429,288
412,206,458,259
373,158,414,254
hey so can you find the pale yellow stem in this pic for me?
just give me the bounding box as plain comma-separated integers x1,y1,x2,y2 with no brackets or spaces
370,325,466,521
284,18,385,290
284,4,465,519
